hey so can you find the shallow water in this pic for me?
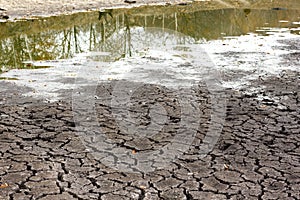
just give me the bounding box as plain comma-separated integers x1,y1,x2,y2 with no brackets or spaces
0,6,299,70
0,4,299,100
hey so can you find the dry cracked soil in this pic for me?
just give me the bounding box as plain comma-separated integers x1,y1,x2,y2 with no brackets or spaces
0,0,300,200
0,58,299,199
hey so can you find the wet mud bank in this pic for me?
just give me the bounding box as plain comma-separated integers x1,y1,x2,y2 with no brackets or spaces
0,0,299,20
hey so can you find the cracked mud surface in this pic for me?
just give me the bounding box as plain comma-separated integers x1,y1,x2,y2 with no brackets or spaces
0,67,299,200
0,24,300,200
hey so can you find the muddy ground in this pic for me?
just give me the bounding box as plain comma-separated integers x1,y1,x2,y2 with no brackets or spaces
0,0,300,200
0,0,299,20
0,41,299,199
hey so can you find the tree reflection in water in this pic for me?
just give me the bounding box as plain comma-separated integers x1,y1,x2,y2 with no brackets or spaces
0,6,299,71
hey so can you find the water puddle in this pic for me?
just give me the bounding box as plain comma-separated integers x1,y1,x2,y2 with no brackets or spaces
0,4,299,100
0,77,19,80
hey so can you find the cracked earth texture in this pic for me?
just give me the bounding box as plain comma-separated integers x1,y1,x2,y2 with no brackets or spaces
0,11,300,199
0,60,299,199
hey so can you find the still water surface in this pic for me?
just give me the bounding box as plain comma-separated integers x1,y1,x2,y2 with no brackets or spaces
0,5,299,100
0,6,299,70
